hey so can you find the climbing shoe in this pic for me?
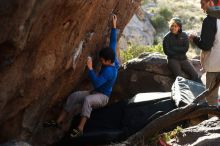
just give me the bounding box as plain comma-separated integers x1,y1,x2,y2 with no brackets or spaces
70,128,83,138
43,120,61,129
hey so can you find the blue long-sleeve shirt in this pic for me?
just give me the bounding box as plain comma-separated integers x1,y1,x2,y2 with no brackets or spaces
88,28,119,97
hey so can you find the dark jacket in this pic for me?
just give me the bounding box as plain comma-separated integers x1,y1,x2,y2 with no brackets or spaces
163,31,189,60
193,15,217,51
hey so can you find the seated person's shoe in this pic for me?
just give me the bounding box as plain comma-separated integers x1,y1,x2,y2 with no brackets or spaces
43,120,61,129
70,128,83,138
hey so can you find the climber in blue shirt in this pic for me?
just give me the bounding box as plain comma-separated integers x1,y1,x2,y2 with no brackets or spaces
88,25,119,97
44,15,119,138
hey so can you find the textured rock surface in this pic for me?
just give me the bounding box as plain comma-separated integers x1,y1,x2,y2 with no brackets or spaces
0,0,140,145
119,6,155,49
0,141,31,146
169,117,220,146
111,52,202,101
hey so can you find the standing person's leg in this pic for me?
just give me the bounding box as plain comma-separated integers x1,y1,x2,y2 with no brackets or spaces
206,72,220,106
70,93,109,137
168,59,184,78
181,59,201,83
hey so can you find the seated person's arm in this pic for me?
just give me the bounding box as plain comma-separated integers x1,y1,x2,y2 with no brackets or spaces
163,35,176,57
172,33,189,54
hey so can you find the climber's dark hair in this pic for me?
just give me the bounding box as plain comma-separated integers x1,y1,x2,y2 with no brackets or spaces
99,47,115,63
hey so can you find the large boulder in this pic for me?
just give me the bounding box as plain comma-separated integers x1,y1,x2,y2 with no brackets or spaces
111,52,202,101
0,141,31,146
119,6,155,49
169,116,220,146
0,0,140,145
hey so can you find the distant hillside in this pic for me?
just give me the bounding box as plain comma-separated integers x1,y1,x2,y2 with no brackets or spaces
145,0,204,40
143,0,206,57
119,0,205,62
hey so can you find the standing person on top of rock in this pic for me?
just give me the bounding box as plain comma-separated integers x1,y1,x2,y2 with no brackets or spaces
189,0,220,106
163,17,201,83
207,0,220,19
44,14,119,138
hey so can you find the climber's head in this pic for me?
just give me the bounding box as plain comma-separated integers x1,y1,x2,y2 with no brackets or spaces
99,47,115,65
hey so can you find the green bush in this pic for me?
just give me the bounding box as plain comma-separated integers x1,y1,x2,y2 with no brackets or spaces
161,126,183,142
141,0,149,5
151,15,167,31
120,44,164,62
159,7,173,21
150,7,172,32
145,126,183,145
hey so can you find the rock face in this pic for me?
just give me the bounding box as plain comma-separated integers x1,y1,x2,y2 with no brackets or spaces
119,6,155,50
0,0,140,145
0,141,31,146
111,52,202,101
169,117,220,146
